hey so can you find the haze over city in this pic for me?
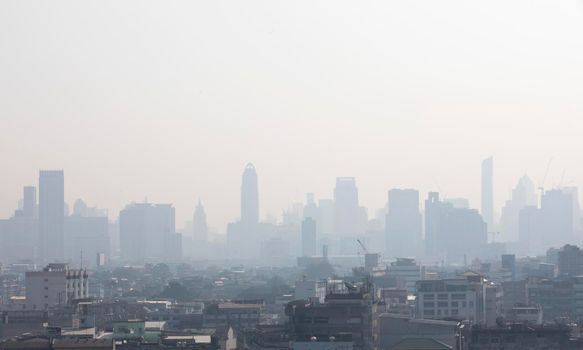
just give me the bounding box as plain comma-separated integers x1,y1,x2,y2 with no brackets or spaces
2,0,583,231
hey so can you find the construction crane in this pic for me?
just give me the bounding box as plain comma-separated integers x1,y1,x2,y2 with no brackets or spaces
357,239,369,254
538,157,553,201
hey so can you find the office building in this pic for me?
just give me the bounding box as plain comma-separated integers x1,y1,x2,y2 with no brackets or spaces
481,157,494,232
333,177,359,237
387,258,424,294
119,203,177,263
424,192,487,263
301,217,317,257
541,189,574,249
241,163,259,224
385,189,422,258
25,263,88,310
500,175,537,242
193,200,208,244
39,170,65,262
64,215,109,267
558,244,583,277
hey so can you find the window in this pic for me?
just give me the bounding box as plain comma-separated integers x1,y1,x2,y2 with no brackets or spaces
424,294,435,300
462,301,467,308
452,309,459,316
424,302,435,308
452,294,466,300
469,301,474,308
438,294,448,300
451,301,458,307
424,309,435,316
437,301,448,308
437,309,442,316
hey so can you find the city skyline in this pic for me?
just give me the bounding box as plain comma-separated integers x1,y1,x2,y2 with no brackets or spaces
2,1,583,230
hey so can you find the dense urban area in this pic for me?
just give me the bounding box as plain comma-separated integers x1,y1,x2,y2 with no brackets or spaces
1,161,583,350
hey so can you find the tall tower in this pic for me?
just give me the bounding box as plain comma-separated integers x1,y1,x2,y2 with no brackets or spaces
386,189,422,258
334,177,359,236
241,163,259,224
22,186,37,219
481,157,494,232
193,200,208,243
39,170,65,262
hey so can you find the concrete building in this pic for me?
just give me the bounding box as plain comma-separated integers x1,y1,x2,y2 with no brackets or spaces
25,263,88,310
385,189,422,258
481,157,494,233
39,170,65,263
241,163,259,225
558,244,583,277
286,281,373,350
500,175,537,243
294,278,327,303
387,258,424,294
302,217,317,257
378,314,457,350
415,272,498,326
333,178,359,237
542,189,574,249
425,193,488,263
64,216,109,267
119,203,178,263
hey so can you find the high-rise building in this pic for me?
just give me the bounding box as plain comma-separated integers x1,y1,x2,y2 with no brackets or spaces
333,177,359,236
193,200,208,244
518,206,543,256
301,217,317,257
317,199,334,236
425,192,487,263
22,186,37,219
302,193,318,220
119,203,178,263
39,170,65,262
541,189,573,249
500,175,537,242
386,189,422,258
481,157,494,232
241,163,259,224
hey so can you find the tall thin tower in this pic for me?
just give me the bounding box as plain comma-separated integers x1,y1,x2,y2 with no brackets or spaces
241,163,259,224
481,157,494,232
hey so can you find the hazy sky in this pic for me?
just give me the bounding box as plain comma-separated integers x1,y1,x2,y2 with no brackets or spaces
2,1,583,232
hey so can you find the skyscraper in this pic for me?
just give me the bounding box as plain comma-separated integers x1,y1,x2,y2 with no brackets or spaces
39,170,65,262
481,157,494,232
119,203,178,263
541,189,573,249
500,175,537,242
301,217,317,257
241,163,259,224
385,189,422,258
22,186,37,219
333,177,359,236
193,200,208,244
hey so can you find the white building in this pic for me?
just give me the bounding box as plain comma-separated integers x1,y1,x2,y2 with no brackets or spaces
295,278,327,304
25,263,88,310
415,272,499,326
387,258,424,294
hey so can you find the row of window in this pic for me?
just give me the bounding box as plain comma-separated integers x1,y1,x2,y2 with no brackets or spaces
424,309,460,316
423,293,468,300
423,301,473,308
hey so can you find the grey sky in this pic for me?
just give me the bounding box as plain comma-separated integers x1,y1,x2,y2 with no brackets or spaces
2,0,583,231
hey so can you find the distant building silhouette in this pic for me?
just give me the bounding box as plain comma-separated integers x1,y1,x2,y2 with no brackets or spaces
241,163,259,224
518,205,543,255
119,203,180,263
501,175,537,242
302,193,318,221
317,199,334,236
481,157,494,232
22,186,37,219
333,177,359,237
425,192,487,263
385,189,422,258
301,217,317,257
541,189,573,249
192,200,208,244
39,170,65,262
